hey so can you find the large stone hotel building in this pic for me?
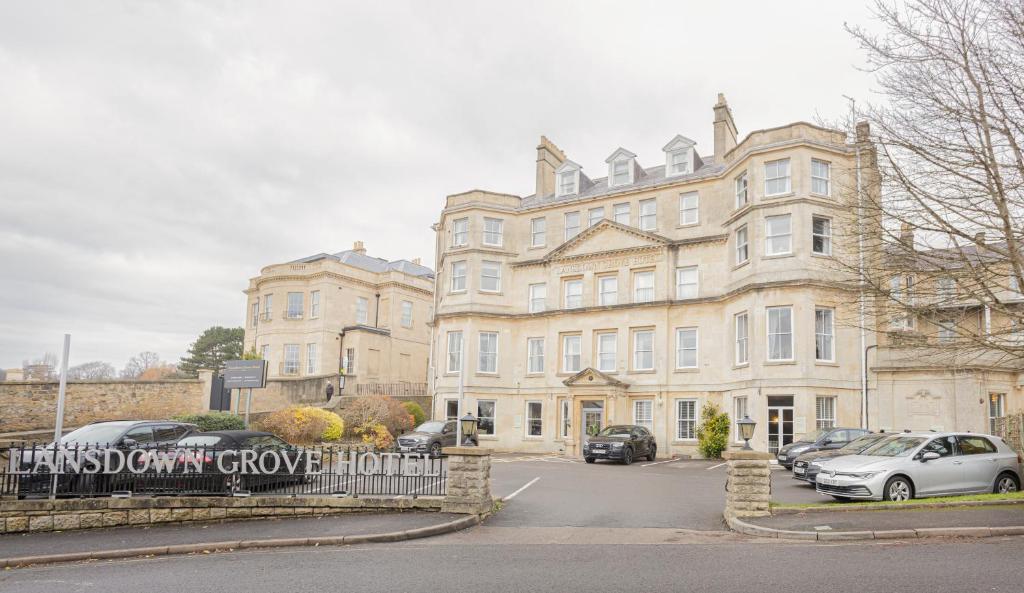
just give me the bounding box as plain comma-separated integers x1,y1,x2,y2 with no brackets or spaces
429,94,1022,456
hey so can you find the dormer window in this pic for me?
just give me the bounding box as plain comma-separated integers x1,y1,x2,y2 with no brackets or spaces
555,160,583,197
605,148,637,188
612,160,630,185
668,150,690,176
662,135,700,178
559,171,576,195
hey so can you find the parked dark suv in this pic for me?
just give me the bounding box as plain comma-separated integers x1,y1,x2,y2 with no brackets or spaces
776,427,869,469
396,420,477,457
583,425,657,465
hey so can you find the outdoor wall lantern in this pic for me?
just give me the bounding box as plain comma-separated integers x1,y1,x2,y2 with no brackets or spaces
738,415,756,450
460,412,479,446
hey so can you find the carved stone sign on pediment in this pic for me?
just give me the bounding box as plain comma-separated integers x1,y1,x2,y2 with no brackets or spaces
556,253,660,275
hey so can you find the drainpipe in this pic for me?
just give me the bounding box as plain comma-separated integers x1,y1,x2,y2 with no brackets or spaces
863,344,877,430
374,292,381,327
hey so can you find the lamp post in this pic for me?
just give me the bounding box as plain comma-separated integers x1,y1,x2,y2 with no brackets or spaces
738,415,756,451
460,412,478,446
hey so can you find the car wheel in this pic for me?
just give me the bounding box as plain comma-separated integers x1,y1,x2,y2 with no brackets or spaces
430,442,442,458
883,476,913,502
647,445,657,462
584,457,595,464
621,447,633,465
994,472,1020,494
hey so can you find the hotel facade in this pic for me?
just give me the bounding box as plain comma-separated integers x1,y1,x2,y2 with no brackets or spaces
429,95,1023,457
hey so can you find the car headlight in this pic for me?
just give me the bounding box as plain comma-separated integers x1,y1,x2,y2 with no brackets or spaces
611,442,624,449
838,471,882,479
810,462,822,468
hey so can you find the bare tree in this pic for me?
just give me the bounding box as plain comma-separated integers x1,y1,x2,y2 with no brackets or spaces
121,351,162,379
837,0,1024,366
67,361,117,381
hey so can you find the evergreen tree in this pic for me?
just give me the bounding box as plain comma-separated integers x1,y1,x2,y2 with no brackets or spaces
178,326,244,376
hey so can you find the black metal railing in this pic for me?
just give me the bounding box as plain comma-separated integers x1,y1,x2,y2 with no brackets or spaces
0,443,446,499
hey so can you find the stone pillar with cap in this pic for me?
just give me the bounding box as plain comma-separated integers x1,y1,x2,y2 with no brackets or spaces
440,446,493,515
722,450,772,518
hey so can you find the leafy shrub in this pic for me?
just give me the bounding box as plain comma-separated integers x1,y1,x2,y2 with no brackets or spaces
340,396,414,439
172,412,245,432
401,401,426,427
255,406,345,445
354,421,394,450
696,402,730,459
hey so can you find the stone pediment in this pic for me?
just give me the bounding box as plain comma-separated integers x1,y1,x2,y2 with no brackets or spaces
546,219,669,262
562,367,627,387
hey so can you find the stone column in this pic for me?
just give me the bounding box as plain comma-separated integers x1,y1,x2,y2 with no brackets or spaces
440,447,492,515
722,450,771,518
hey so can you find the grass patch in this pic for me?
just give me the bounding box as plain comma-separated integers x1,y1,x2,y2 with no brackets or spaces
772,490,1024,510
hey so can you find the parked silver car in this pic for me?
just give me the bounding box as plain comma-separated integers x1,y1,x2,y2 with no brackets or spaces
814,432,1021,502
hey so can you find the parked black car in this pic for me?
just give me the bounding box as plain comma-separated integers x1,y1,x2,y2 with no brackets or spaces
791,432,891,484
397,420,477,457
16,420,197,497
174,430,307,493
583,425,656,465
776,427,870,469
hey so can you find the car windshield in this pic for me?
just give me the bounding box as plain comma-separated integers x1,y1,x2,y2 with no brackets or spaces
841,435,883,452
799,429,826,443
861,436,925,457
597,426,633,438
60,424,127,446
416,421,446,434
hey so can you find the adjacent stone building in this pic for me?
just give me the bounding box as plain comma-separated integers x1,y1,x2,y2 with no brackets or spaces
243,242,435,399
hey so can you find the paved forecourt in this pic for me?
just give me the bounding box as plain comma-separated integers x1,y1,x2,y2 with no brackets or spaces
489,455,820,531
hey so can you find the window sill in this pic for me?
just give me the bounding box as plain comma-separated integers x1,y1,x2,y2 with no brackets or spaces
629,369,656,374
479,291,504,296
732,260,750,271
810,252,833,259
557,372,581,377
673,367,700,373
764,360,797,366
475,372,499,377
482,243,504,249
763,191,795,200
449,290,467,295
676,222,700,229
672,439,698,444
525,372,544,377
814,360,839,367
529,245,546,250
732,363,750,370
810,192,832,199
762,253,794,260
478,435,498,441
522,436,545,441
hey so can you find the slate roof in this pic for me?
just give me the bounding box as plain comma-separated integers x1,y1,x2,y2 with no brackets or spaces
292,250,434,279
519,156,724,210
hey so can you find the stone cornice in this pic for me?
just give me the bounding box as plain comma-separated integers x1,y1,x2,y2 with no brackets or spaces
247,271,431,297
722,195,849,228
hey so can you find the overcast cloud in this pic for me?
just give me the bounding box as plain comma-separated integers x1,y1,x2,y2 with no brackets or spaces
0,1,878,370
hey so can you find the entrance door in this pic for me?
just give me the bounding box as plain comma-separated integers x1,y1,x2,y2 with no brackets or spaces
766,407,794,455
580,401,604,451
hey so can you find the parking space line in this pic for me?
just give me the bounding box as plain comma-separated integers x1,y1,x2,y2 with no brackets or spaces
706,462,727,470
640,458,680,467
502,477,540,502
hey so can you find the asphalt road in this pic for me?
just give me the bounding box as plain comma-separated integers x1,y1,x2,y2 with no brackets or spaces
489,455,821,530
4,536,1024,593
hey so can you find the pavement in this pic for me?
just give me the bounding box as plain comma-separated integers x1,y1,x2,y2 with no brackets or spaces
746,505,1024,533
0,511,463,561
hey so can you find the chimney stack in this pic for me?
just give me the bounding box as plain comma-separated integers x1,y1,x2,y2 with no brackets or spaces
353,240,366,255
899,223,915,248
713,93,738,163
535,136,566,198
412,257,421,266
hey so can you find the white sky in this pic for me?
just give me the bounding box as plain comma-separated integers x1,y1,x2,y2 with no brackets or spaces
0,0,880,370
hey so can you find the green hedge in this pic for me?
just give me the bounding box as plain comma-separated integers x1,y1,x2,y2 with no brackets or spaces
172,412,246,432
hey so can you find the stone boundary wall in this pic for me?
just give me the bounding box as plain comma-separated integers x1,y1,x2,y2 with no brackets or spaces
723,450,772,518
994,413,1023,456
0,373,212,433
0,495,443,534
